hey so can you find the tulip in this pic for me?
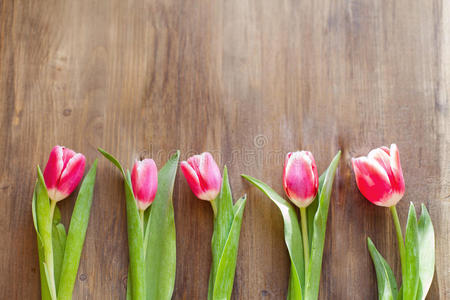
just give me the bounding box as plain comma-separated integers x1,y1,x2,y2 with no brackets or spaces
283,151,319,208
43,145,86,202
351,144,405,207
180,152,222,201
352,143,407,284
282,150,319,273
180,152,222,215
131,159,158,211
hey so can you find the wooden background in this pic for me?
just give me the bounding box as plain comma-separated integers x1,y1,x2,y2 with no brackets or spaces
1,0,449,299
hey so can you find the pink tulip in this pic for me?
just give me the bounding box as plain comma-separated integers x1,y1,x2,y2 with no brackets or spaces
131,159,158,211
283,151,319,208
180,152,222,201
43,145,86,202
352,144,405,207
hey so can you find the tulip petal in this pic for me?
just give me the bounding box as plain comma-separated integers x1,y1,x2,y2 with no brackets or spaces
131,159,158,210
56,153,86,201
352,157,393,206
368,148,395,183
180,161,203,199
43,146,64,190
380,146,390,155
389,144,405,194
62,148,76,170
182,153,222,201
283,151,318,207
198,152,222,199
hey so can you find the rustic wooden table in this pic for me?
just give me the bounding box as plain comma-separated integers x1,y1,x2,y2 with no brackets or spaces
1,0,449,299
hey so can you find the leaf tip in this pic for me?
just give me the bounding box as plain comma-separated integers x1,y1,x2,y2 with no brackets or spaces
171,150,181,160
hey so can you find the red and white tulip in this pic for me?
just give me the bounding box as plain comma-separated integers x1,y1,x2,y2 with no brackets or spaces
283,151,319,208
352,144,405,207
43,145,86,202
131,159,158,211
180,152,222,201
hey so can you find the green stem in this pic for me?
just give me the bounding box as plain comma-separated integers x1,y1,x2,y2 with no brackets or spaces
390,206,406,280
50,200,56,221
300,207,310,273
139,209,145,237
47,199,57,300
210,198,217,218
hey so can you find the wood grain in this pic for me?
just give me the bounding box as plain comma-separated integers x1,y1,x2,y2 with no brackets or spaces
1,0,449,299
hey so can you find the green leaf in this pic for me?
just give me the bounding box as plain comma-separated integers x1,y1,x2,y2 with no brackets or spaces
241,174,304,299
212,196,247,300
125,171,146,300
306,172,326,251
403,203,420,300
287,262,302,300
99,149,145,300
398,286,403,300
32,182,52,300
415,204,435,300
51,205,66,291
125,270,132,300
415,280,423,300
98,147,126,177
144,151,179,300
52,222,66,290
305,151,341,300
57,161,98,300
52,206,62,225
367,237,398,300
35,166,57,300
209,167,235,300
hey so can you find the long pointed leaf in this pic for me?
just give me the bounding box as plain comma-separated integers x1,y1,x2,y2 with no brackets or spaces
415,204,435,300
51,206,66,290
36,166,57,300
99,149,145,300
52,222,66,290
98,147,126,177
403,203,420,300
125,171,145,300
306,172,326,251
209,167,235,300
144,151,179,300
212,196,247,300
368,237,398,300
286,262,302,300
32,183,52,300
57,160,98,300
241,175,304,299
305,151,341,300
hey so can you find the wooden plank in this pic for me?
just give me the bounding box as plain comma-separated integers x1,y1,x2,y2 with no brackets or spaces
0,0,448,298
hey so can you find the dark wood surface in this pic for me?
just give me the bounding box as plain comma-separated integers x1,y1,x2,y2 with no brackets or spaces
1,0,449,299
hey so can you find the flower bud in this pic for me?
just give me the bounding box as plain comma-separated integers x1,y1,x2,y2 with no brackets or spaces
283,151,319,208
43,145,86,202
352,144,405,207
131,159,158,211
180,152,221,201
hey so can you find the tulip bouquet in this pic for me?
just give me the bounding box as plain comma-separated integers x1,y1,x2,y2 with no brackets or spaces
352,144,435,300
98,148,178,300
242,151,341,300
32,146,97,300
180,152,247,300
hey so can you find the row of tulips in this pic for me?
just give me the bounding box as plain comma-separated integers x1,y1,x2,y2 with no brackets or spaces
32,144,434,300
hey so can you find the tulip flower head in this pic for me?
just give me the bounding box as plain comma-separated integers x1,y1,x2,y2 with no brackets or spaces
283,151,319,208
43,145,86,202
131,159,158,211
352,144,405,207
180,152,222,201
